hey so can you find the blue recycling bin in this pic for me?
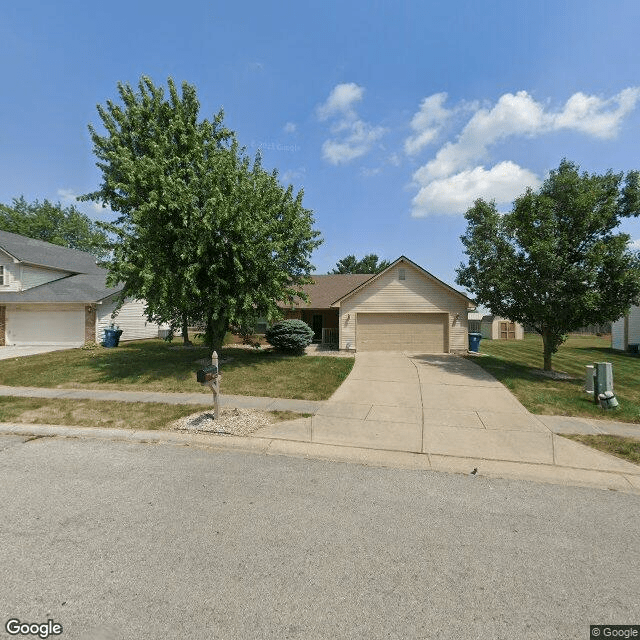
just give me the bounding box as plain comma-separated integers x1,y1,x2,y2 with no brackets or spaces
103,328,123,348
468,333,482,353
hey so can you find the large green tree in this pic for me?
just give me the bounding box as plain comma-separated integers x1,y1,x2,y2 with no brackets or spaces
456,159,640,371
0,196,110,260
81,76,321,351
331,253,390,274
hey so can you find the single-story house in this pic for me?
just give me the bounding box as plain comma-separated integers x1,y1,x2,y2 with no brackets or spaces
611,305,640,351
281,256,474,352
0,230,163,346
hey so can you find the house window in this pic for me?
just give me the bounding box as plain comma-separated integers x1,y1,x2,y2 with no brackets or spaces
398,268,406,280
0,266,4,285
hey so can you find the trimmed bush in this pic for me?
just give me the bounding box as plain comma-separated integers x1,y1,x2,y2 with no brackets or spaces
265,319,314,354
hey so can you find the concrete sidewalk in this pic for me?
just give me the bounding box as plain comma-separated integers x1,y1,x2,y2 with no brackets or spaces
0,385,322,414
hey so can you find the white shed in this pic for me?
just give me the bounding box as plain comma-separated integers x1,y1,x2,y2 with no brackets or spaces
611,305,640,351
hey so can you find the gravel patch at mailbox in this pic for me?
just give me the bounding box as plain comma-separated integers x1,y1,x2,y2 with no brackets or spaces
172,407,277,437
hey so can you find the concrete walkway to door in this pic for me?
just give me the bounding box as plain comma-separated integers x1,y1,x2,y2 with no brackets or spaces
256,351,640,493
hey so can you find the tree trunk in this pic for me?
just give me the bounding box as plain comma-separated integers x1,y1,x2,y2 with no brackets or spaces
206,314,228,355
182,313,192,346
542,329,554,371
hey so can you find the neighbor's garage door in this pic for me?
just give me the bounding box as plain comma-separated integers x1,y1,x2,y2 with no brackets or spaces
356,313,447,352
5,305,85,346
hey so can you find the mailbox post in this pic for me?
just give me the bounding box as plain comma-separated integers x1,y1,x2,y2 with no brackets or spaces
196,351,221,419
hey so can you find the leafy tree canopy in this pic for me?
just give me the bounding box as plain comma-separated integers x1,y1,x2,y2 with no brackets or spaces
80,76,322,351
331,253,391,274
0,196,110,261
456,159,640,370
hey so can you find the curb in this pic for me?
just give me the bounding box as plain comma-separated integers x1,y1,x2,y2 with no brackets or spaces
2,422,638,495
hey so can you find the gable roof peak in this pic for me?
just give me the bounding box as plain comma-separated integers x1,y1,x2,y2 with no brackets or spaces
330,255,474,306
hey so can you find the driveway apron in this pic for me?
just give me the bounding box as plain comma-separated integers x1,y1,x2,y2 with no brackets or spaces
413,355,554,465
258,351,556,465
0,345,76,360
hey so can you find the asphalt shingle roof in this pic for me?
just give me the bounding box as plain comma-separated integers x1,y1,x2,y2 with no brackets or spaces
0,229,103,274
286,274,374,308
0,271,122,303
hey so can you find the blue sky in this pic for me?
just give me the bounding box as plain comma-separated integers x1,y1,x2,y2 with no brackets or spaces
2,0,640,289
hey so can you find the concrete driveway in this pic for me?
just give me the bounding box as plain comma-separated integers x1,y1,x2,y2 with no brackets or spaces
0,345,77,359
257,351,640,482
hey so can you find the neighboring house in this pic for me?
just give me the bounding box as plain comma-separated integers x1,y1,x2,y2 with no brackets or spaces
611,305,640,351
283,256,474,353
0,230,162,347
479,315,524,341
467,312,483,334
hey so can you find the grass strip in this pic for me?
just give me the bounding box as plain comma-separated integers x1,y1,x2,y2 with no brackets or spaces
0,397,306,431
562,434,640,465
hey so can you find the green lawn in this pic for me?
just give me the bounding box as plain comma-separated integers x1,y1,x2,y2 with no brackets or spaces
563,434,640,465
0,397,211,430
0,339,354,401
0,397,308,431
467,334,640,424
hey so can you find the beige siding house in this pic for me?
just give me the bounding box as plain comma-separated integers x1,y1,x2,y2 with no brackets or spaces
284,256,474,353
0,230,162,347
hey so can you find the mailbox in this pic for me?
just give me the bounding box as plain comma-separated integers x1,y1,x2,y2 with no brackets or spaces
197,365,218,383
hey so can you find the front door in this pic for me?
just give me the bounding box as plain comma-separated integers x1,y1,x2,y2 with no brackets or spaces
312,314,323,342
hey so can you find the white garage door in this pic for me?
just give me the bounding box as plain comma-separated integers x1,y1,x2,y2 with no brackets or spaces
356,313,447,352
6,305,85,346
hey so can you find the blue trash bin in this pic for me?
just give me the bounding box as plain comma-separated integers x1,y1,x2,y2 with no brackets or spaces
468,333,482,353
103,328,123,348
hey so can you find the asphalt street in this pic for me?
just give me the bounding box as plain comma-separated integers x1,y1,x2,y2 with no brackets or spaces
0,434,638,640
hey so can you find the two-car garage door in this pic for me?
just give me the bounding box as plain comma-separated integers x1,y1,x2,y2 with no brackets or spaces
356,313,447,352
5,305,85,346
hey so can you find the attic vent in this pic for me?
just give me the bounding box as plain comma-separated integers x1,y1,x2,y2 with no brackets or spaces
398,268,406,281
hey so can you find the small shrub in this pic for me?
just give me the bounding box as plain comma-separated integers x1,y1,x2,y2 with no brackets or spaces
230,323,262,349
265,319,314,354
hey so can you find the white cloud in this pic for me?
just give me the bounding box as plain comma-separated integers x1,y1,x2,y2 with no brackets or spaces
322,121,386,164
388,153,401,167
409,87,640,216
282,167,306,183
404,93,452,156
57,188,110,216
57,188,78,205
283,122,297,134
423,91,547,180
629,239,640,251
318,83,385,164
552,87,640,138
411,161,541,217
421,88,640,180
317,82,364,121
